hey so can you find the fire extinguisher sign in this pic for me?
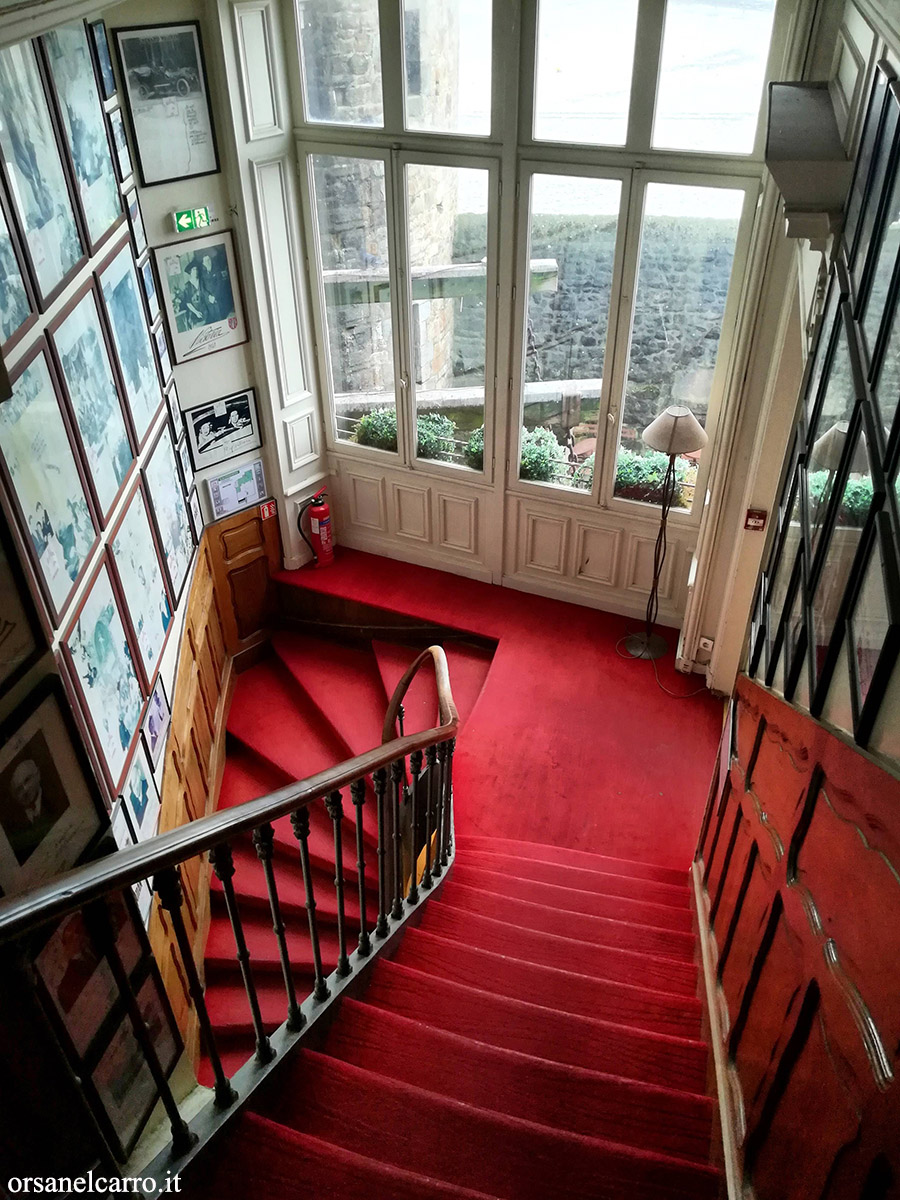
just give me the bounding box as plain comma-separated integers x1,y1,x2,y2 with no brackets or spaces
259,500,277,521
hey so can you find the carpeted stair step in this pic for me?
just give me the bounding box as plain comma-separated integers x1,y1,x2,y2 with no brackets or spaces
204,912,351,981
420,900,699,997
448,863,694,932
455,836,688,888
198,1112,505,1200
389,927,702,1039
321,998,714,1164
210,858,367,930
436,880,696,962
372,639,440,734
253,1050,720,1200
362,959,708,1092
459,849,690,909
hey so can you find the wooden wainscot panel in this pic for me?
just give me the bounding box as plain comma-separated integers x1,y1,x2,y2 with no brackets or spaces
696,674,900,1198
209,504,282,655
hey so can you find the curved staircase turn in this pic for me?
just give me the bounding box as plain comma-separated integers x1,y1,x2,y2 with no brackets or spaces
193,632,719,1198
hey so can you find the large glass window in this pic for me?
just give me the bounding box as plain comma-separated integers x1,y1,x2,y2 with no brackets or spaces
653,0,777,154
406,164,489,468
614,183,744,509
518,173,622,490
533,0,638,147
298,0,384,127
309,155,396,448
403,0,491,136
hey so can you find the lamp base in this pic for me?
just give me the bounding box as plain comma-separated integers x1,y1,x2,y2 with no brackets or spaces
623,632,668,660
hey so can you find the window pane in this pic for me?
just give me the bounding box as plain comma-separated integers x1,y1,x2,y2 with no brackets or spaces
615,184,743,509
309,155,396,447
534,0,638,146
298,0,384,127
519,173,622,490
850,535,890,713
407,164,489,468
404,0,491,135
653,0,777,154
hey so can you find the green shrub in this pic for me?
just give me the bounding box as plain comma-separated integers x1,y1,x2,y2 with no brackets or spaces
613,448,693,506
465,425,485,471
808,469,873,527
356,407,398,452
520,425,566,482
417,412,455,461
573,453,594,490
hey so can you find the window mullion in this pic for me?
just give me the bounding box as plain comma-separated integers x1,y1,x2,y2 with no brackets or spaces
378,0,406,133
386,146,415,465
626,0,667,152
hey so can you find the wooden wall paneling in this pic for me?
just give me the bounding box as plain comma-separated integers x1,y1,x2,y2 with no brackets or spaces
208,506,281,655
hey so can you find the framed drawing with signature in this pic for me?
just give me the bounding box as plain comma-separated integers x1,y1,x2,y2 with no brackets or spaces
154,230,247,363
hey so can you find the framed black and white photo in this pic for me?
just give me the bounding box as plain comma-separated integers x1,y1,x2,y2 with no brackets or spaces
152,320,172,387
165,380,184,440
0,343,97,623
176,435,194,494
97,238,163,448
0,677,103,897
62,557,144,795
142,675,170,769
113,22,220,188
185,387,261,470
188,487,203,540
0,514,45,701
120,742,159,841
0,188,36,356
110,796,134,851
207,457,267,520
143,422,195,605
155,230,247,363
124,188,146,257
41,23,123,254
139,254,159,323
0,40,85,306
107,108,133,184
48,281,134,526
87,19,117,101
109,482,172,688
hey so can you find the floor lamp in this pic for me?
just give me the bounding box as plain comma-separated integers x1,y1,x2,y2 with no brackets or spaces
624,405,709,661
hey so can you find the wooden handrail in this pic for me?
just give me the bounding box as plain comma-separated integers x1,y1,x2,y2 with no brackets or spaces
0,646,457,946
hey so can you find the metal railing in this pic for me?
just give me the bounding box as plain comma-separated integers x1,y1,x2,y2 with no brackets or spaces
0,646,459,1188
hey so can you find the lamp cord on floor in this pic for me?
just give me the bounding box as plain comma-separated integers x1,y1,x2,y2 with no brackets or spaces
615,633,709,697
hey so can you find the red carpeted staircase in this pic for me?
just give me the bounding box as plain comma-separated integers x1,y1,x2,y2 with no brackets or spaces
193,628,719,1199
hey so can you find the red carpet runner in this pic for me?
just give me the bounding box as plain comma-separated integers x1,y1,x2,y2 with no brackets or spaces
192,555,722,1196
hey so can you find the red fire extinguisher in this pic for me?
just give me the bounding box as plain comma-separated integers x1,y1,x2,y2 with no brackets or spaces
297,490,334,567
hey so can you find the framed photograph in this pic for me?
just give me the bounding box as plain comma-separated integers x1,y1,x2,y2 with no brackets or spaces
107,108,133,184
208,457,267,520
109,482,172,687
62,558,144,794
0,514,46,700
41,23,123,254
138,254,159,323
87,20,117,101
176,435,194,495
34,893,141,1057
0,40,85,306
0,343,97,623
185,388,262,471
142,675,170,770
0,677,103,897
188,487,202,540
113,22,220,188
97,238,163,449
0,188,37,357
48,280,134,526
152,320,173,387
124,188,146,257
155,230,247,363
165,380,184,440
143,422,195,605
110,796,134,850
120,743,159,841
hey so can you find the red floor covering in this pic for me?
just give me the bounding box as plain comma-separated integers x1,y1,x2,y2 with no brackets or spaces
277,549,723,871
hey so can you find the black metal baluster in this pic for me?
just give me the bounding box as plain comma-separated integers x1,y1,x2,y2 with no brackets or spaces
290,806,331,1002
89,899,197,1157
156,867,237,1108
350,778,371,956
324,790,351,977
209,842,274,1065
441,737,456,866
407,748,423,905
398,702,405,737
422,744,437,891
390,760,404,920
373,766,389,936
432,742,447,880
252,822,304,1032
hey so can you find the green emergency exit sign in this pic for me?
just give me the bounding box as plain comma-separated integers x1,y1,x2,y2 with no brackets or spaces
173,206,211,233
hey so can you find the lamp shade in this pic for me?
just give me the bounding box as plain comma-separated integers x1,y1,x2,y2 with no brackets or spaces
641,406,709,455
810,421,868,473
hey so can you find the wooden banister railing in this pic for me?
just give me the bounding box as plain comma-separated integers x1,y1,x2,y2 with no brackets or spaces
0,646,459,1189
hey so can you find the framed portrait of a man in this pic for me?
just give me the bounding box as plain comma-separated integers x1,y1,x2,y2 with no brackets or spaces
154,230,247,363
0,677,103,896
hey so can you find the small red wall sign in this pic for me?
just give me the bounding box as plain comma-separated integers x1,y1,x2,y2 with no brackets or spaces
745,508,767,531
259,500,277,521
